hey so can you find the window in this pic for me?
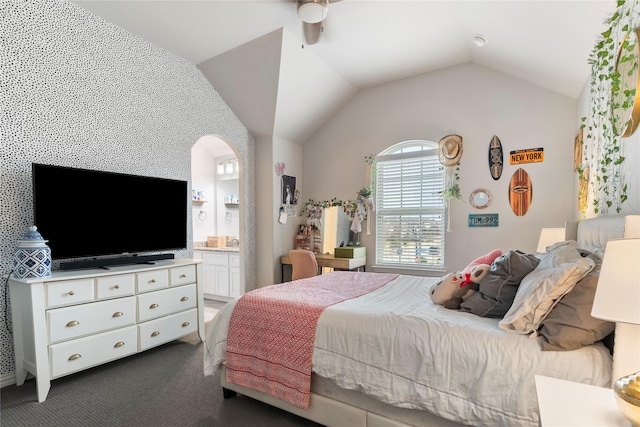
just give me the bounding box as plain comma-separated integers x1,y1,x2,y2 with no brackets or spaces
375,140,445,270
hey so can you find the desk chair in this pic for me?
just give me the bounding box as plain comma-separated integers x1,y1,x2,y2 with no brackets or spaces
289,249,318,281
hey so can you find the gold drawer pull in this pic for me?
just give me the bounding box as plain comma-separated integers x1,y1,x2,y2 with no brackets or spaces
149,279,156,284
180,274,186,278
182,322,190,328
68,291,75,296
180,296,188,302
151,331,160,337
68,354,81,361
66,320,79,327
149,303,158,309
112,312,123,318
114,285,120,289
114,342,125,348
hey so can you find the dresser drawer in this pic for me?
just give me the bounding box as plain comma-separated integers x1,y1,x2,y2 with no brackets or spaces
136,269,169,293
96,274,135,300
48,296,136,343
50,325,137,378
138,309,197,351
47,279,94,308
137,284,196,322
170,265,196,287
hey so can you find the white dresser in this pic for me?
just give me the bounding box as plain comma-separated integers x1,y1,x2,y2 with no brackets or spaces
9,259,204,402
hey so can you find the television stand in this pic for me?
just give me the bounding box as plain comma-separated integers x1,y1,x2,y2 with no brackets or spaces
60,253,175,270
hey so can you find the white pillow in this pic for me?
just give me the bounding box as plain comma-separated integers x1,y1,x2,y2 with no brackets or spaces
499,242,595,335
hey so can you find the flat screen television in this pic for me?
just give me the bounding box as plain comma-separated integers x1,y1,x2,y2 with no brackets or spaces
32,163,188,270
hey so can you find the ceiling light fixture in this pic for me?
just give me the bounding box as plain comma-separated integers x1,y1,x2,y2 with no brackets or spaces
218,158,237,175
297,0,328,24
473,34,488,48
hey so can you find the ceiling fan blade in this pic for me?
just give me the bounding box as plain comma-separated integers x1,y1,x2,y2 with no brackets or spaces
303,21,322,45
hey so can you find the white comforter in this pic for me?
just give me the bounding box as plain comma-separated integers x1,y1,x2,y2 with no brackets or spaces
204,274,612,427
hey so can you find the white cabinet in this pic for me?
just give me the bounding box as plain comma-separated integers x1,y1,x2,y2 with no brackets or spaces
535,375,628,426
229,254,240,298
194,250,242,301
9,259,204,402
214,265,230,296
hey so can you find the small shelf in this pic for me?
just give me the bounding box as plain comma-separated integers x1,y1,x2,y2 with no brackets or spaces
224,202,239,207
192,199,208,204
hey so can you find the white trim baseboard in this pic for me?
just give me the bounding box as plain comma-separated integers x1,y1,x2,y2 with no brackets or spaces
1,371,16,388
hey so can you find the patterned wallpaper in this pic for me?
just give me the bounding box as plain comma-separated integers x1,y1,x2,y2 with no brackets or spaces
0,0,256,377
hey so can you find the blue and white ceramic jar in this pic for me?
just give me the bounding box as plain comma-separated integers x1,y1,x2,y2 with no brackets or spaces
13,226,52,278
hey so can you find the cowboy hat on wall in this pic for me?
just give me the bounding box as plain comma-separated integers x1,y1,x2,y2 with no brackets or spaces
438,134,463,233
438,134,463,166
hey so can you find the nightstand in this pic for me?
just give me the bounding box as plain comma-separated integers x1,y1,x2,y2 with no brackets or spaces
535,375,629,426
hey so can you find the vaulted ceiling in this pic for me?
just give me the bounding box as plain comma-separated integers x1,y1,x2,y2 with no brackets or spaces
72,1,615,145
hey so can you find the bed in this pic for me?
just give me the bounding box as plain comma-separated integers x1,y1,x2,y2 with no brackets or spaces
204,215,639,427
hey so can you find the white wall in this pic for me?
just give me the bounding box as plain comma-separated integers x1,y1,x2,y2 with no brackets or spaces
303,63,577,273
254,134,303,287
191,143,217,242
271,136,304,283
256,134,275,287
215,154,240,238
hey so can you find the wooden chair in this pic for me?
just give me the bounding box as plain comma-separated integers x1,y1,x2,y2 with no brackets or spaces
289,249,318,281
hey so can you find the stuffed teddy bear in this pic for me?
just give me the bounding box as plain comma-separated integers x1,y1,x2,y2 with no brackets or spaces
429,249,502,307
442,264,490,309
430,271,467,305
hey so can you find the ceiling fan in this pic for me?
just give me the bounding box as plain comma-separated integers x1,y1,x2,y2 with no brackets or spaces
296,0,336,46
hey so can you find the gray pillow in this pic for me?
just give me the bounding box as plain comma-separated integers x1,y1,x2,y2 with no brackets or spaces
460,250,540,318
538,256,615,351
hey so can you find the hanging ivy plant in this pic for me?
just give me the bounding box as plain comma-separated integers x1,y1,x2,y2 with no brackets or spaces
440,163,463,202
581,0,637,215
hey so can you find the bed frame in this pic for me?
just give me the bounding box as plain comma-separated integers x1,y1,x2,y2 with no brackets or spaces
221,214,640,427
221,365,462,427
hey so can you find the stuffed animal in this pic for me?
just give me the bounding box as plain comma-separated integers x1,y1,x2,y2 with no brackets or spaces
462,249,502,275
430,271,467,305
429,249,502,307
442,264,490,309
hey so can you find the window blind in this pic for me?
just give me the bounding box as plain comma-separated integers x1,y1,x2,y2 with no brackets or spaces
375,148,445,269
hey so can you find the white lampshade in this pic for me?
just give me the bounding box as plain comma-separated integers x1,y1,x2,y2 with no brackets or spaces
217,164,224,175
591,238,640,324
536,228,565,252
225,162,234,174
297,0,328,24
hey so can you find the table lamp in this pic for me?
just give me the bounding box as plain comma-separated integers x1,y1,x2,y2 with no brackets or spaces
536,228,565,253
591,238,640,426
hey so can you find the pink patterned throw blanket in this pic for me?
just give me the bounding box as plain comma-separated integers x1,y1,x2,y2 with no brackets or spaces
225,271,398,409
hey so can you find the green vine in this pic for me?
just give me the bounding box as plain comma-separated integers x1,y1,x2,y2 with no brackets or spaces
582,0,636,215
440,163,463,202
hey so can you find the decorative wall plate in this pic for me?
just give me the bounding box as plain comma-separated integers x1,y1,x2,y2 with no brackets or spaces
470,189,492,209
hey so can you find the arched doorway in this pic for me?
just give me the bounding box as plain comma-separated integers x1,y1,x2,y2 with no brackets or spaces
191,135,245,302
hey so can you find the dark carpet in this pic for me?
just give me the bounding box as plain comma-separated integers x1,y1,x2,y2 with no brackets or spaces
0,331,324,427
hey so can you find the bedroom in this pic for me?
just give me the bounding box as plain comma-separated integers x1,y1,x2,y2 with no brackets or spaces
2,0,640,425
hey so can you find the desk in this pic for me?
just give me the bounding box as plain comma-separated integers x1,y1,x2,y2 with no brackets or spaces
280,253,366,282
535,375,627,426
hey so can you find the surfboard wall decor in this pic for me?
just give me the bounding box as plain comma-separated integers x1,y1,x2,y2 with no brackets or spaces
489,135,503,180
509,168,532,216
